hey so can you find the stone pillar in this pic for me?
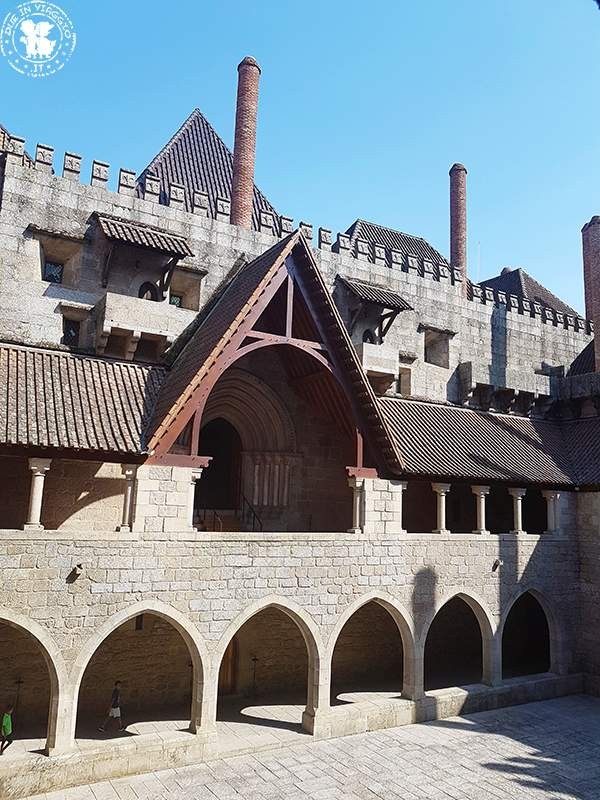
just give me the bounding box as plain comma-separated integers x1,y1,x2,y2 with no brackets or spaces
302,653,331,739
483,633,503,687
471,485,490,534
386,480,407,535
24,458,52,529
542,490,561,535
117,465,137,532
188,469,203,530
431,483,450,534
402,643,424,700
45,685,75,755
348,476,365,534
508,488,526,534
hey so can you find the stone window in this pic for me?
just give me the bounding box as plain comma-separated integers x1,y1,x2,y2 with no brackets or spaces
43,260,64,284
398,367,411,396
424,329,450,368
138,281,160,301
62,316,80,349
169,293,183,308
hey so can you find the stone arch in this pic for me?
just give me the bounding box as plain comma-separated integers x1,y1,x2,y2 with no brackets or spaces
202,368,296,453
421,591,495,690
327,592,417,699
212,596,326,732
500,587,562,676
70,600,208,739
0,608,67,754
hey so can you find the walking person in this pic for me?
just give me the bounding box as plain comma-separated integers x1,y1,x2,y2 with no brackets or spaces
0,704,14,755
98,681,125,733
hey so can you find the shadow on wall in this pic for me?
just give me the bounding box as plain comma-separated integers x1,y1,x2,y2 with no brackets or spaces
41,460,125,530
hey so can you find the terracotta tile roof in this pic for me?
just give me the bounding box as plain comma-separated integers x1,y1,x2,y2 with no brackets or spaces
380,396,574,486
337,275,413,311
0,344,163,456
138,109,278,230
95,213,194,258
479,267,578,317
344,219,449,267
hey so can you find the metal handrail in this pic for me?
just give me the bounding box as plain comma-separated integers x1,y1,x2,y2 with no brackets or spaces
239,493,263,532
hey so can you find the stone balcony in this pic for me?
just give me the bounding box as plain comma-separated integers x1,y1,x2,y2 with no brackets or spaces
357,341,398,391
94,292,197,359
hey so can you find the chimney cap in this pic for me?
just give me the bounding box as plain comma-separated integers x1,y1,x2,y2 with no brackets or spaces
583,215,600,232
501,267,512,275
238,55,261,73
450,162,467,174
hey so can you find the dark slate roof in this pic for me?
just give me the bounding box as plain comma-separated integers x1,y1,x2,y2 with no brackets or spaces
479,267,578,317
345,219,449,266
138,109,278,231
380,396,574,486
568,341,594,376
563,417,600,486
0,344,163,456
337,276,413,311
95,214,194,258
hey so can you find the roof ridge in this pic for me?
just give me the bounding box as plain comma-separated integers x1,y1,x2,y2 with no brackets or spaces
142,108,208,174
352,218,433,244
0,340,164,371
380,394,544,422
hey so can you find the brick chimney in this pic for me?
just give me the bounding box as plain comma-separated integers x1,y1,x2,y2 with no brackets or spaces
230,56,261,229
582,215,600,369
449,163,468,292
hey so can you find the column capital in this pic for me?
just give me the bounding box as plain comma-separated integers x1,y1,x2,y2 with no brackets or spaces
432,482,451,494
541,490,561,500
191,468,204,483
28,457,52,475
120,464,138,480
508,487,527,498
471,484,490,496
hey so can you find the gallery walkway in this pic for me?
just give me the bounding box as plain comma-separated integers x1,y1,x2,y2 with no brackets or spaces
24,695,600,800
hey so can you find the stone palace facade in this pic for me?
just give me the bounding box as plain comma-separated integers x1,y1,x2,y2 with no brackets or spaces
1,58,600,798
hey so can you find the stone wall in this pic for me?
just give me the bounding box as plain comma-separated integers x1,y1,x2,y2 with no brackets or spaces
0,456,29,529
42,461,124,531
0,156,589,403
576,492,600,693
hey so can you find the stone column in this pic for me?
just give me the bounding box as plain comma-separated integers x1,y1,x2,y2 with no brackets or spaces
431,483,450,534
302,653,331,739
117,465,137,532
471,485,490,534
348,476,365,534
402,642,424,700
508,488,526,534
24,458,52,529
187,469,203,530
542,490,561,535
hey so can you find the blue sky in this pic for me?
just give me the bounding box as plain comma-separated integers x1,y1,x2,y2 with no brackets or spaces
1,0,599,312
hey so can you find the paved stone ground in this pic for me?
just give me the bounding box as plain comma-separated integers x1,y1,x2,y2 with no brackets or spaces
26,695,600,800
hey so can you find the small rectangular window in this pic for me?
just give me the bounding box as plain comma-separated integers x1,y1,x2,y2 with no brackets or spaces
62,317,80,348
43,261,64,284
135,614,144,631
424,330,450,368
169,293,183,307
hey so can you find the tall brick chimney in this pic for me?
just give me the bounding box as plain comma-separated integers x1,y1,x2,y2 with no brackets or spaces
582,215,600,370
449,163,468,292
230,56,261,229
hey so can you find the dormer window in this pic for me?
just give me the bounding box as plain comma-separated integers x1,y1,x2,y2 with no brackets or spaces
43,260,64,284
138,282,159,302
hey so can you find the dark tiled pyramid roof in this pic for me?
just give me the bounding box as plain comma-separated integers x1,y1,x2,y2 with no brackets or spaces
0,343,163,455
568,341,595,376
345,219,449,266
479,267,578,317
138,109,278,230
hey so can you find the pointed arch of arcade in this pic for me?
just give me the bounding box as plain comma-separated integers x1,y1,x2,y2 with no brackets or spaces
326,592,418,699
420,591,496,689
0,607,68,754
210,596,327,729
69,600,209,740
499,587,564,676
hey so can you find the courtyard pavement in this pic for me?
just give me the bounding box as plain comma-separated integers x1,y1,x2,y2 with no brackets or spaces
25,695,600,800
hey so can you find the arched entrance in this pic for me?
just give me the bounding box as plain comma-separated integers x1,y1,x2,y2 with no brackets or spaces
196,418,242,510
502,592,551,678
216,606,313,745
330,601,403,703
75,612,194,740
424,597,484,690
0,621,53,753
